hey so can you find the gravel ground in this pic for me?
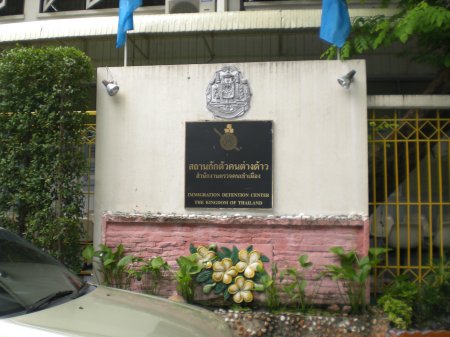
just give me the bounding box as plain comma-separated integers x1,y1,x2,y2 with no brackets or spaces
214,309,391,337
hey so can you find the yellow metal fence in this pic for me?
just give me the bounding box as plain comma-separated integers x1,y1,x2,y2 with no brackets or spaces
369,109,449,291
81,111,96,242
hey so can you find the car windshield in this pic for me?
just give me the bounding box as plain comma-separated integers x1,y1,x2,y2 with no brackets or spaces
0,228,84,317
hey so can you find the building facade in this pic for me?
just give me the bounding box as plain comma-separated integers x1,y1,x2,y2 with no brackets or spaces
1,0,448,297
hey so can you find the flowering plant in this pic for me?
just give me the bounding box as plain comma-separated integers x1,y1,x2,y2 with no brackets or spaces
189,244,269,304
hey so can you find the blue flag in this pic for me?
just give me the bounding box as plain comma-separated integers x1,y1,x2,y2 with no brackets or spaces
116,0,142,48
320,0,351,48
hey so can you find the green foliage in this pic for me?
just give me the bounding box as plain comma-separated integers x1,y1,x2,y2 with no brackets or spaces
260,264,281,312
83,244,170,294
322,0,450,69
136,256,170,295
377,275,418,329
378,260,450,329
414,259,450,326
0,46,93,271
175,254,203,303
280,254,313,312
324,247,388,314
378,295,413,329
382,274,419,306
82,244,95,262
86,244,138,288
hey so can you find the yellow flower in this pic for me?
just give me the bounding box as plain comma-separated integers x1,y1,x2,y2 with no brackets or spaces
235,250,264,278
195,246,216,269
228,276,254,303
212,258,238,284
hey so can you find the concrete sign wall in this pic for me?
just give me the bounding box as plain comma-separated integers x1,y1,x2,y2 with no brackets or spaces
95,60,367,244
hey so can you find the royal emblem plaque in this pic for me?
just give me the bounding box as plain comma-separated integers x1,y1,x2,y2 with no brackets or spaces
185,121,273,209
206,65,252,119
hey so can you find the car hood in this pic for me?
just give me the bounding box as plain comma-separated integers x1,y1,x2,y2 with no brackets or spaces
2,286,232,337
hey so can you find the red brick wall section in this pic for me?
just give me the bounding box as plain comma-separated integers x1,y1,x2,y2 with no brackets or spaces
102,213,369,304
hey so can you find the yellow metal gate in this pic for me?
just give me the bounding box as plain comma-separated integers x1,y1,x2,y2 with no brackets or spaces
81,111,96,242
369,109,449,291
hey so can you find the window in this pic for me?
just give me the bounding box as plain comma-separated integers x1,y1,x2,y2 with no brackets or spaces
40,0,163,13
0,0,25,16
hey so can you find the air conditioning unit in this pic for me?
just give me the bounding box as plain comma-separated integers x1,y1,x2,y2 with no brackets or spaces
166,0,216,14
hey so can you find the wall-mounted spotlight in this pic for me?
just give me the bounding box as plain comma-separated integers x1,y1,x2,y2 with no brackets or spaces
337,70,356,89
102,66,119,96
102,80,119,96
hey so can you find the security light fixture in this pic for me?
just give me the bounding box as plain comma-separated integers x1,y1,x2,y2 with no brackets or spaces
102,80,119,96
337,70,356,89
102,67,119,96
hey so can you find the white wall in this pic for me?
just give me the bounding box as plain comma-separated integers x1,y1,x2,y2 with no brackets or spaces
95,60,368,243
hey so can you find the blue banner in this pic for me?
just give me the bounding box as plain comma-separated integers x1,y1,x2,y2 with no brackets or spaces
116,0,142,48
320,0,351,48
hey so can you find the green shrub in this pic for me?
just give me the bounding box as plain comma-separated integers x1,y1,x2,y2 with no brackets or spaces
83,244,135,288
138,256,170,295
0,46,93,271
324,247,388,314
260,263,281,312
378,295,412,330
92,244,137,288
175,254,202,303
377,274,418,329
280,254,313,312
414,259,450,326
381,274,418,306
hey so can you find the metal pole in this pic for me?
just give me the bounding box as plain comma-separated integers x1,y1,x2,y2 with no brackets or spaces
124,33,128,67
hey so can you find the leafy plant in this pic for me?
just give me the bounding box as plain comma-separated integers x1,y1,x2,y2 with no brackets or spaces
260,263,281,312
322,0,450,71
138,256,170,295
414,259,450,326
0,46,93,271
382,274,419,305
377,275,418,329
378,261,450,329
82,244,94,269
378,295,413,329
280,254,313,312
175,254,203,303
83,244,136,288
324,247,388,314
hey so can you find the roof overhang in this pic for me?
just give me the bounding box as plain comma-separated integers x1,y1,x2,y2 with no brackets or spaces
0,8,399,43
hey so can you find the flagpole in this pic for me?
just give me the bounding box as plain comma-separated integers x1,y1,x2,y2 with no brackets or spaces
124,33,128,67
337,47,340,61
117,0,141,65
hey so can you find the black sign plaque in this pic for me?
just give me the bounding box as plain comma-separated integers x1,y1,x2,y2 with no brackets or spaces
185,121,273,208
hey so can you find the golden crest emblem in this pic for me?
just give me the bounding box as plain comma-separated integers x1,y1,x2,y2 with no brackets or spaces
214,124,240,151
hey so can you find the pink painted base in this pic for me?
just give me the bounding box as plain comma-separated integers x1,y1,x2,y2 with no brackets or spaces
102,214,369,304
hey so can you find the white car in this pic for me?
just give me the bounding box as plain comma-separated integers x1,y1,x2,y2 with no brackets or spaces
0,228,233,337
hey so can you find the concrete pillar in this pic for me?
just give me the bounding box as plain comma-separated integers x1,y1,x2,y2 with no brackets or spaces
24,0,39,21
227,0,242,11
216,0,227,12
